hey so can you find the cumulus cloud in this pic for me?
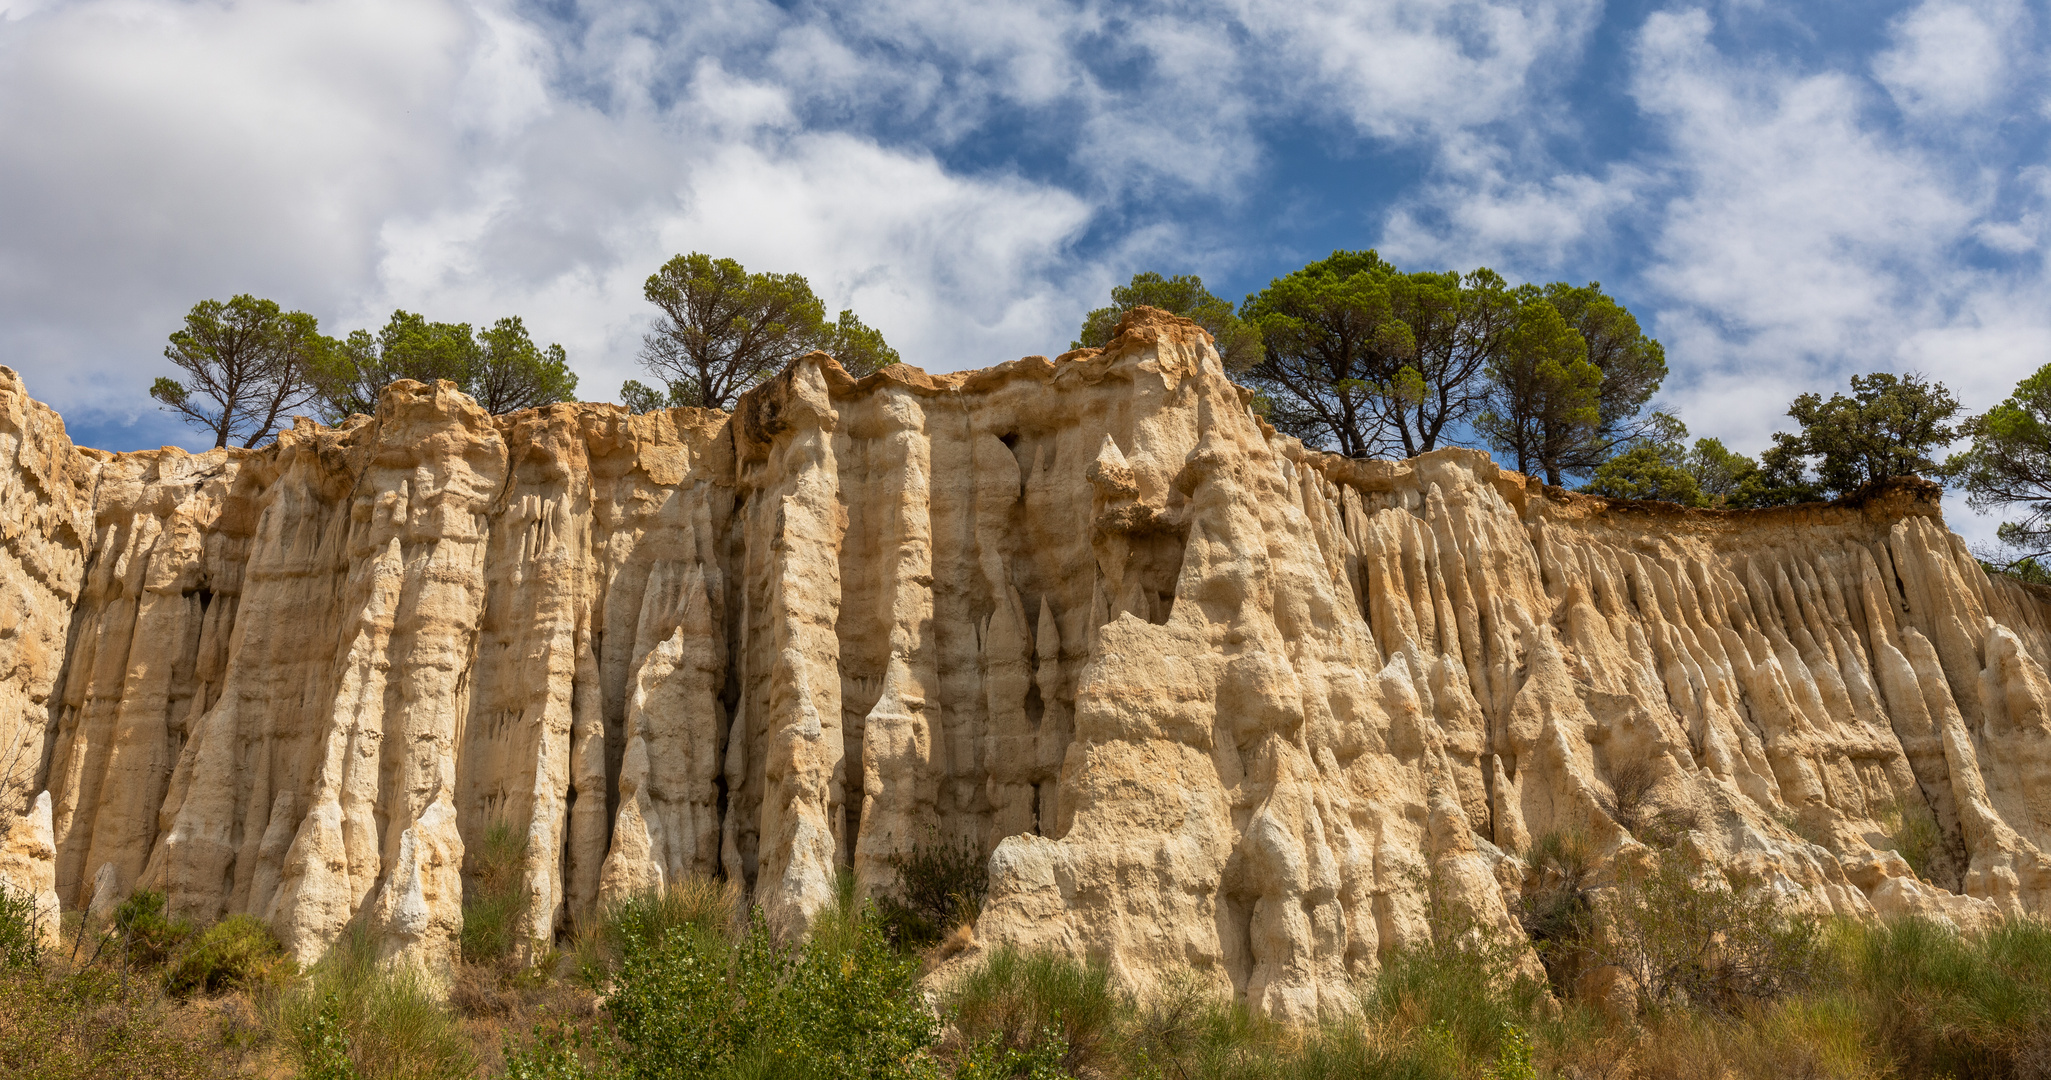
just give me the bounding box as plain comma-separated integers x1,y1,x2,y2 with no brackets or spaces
1627,7,2051,431
1238,0,1604,141
0,0,1627,455
0,0,1108,448
1874,0,2025,121
0,0,498,442
1623,5,2051,546
4,0,2050,548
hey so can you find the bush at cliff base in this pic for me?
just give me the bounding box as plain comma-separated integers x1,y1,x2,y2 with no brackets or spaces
603,894,935,1080
278,925,475,1080
164,914,289,997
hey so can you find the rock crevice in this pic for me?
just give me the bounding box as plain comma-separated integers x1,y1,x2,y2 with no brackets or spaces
1,308,2047,1010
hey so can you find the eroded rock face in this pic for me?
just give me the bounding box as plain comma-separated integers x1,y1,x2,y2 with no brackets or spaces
0,310,2048,1009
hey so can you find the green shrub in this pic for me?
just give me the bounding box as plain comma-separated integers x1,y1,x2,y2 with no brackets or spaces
876,832,988,945
603,921,737,1078
501,1023,614,1080
1877,796,1944,882
0,885,39,972
163,914,287,997
463,819,531,966
943,947,1127,1079
742,904,936,1078
295,991,359,1080
604,892,935,1080
1126,974,1281,1080
947,1028,1075,1080
1483,1022,1536,1080
578,876,737,988
1518,828,1597,994
276,926,473,1080
1366,932,1545,1070
1849,915,2051,1078
111,890,192,970
1593,853,1825,1015
0,965,213,1080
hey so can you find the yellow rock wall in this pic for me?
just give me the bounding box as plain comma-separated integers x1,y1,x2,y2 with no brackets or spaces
1,308,2048,1010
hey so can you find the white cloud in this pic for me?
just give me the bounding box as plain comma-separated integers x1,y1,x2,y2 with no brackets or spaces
1604,5,2051,549
1360,0,2051,558
7,0,2049,519
1379,136,1646,278
0,0,487,415
0,0,1107,445
1874,0,2023,121
1238,0,1603,142
1629,9,1990,446
2,0,1636,452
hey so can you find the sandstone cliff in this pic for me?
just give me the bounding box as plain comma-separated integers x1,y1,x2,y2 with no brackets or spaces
2,309,2048,1014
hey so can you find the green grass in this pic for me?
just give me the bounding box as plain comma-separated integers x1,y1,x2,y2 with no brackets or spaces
942,946,1128,1078
463,819,534,966
276,925,474,1080
0,869,2043,1080
1846,915,2051,1078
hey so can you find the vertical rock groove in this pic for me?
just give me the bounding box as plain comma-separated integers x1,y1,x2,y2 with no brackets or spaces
1,309,2050,1008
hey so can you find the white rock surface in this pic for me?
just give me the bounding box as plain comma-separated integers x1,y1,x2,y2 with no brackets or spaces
0,309,2047,1009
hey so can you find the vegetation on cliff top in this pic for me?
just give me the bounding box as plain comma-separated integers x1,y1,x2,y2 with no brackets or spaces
151,299,581,444
141,250,2051,577
625,252,900,413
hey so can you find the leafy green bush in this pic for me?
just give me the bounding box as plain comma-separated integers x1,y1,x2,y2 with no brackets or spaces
276,926,473,1080
876,832,988,945
739,908,937,1078
603,921,736,1078
1483,1022,1536,1080
942,947,1126,1079
577,876,737,988
111,890,192,970
294,991,358,1080
0,885,39,972
163,914,287,997
1593,853,1825,1015
947,1029,1075,1080
604,895,936,1080
501,1023,613,1080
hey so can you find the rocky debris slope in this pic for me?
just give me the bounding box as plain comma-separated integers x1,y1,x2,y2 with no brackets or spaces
0,308,2047,1013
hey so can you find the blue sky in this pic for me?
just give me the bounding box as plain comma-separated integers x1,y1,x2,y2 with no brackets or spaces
2,0,2047,541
